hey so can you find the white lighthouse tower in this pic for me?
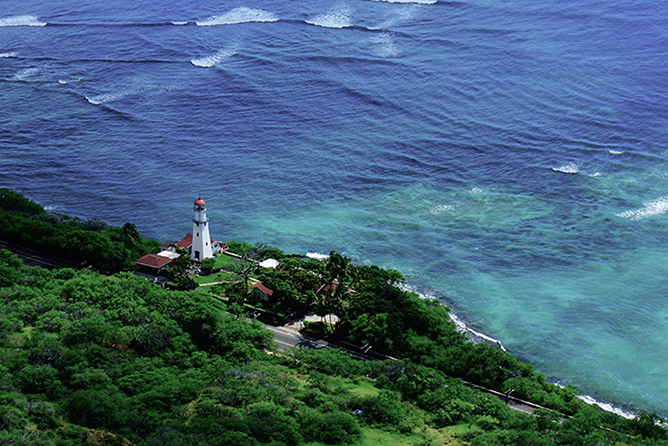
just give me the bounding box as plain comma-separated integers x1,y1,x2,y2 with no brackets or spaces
191,197,213,261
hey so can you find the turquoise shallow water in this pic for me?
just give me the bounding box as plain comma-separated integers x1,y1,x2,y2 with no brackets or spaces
1,0,668,415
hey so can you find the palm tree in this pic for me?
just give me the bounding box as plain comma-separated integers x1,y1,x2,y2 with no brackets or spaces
326,251,350,283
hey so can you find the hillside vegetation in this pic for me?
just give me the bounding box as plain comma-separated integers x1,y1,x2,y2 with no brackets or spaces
0,190,666,445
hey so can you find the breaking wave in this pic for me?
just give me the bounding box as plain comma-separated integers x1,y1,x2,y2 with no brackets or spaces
191,47,237,67
305,252,329,260
0,15,46,27
552,162,579,174
306,7,353,28
616,196,668,220
85,91,130,105
576,394,636,420
196,8,278,26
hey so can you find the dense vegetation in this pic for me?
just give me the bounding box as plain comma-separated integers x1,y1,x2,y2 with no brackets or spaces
1,190,667,445
0,189,160,272
1,250,666,446
220,250,585,412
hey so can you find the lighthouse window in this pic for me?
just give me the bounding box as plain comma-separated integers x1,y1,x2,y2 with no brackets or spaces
196,232,199,237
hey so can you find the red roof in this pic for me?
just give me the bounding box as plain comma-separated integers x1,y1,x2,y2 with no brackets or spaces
177,233,220,249
253,281,274,296
194,197,206,206
177,233,193,249
135,254,172,269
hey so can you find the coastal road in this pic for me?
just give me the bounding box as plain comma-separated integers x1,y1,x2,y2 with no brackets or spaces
265,323,556,417
1,242,551,418
268,325,332,352
264,325,371,362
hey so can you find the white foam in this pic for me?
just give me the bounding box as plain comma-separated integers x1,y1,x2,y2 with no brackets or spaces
616,196,668,220
576,394,636,419
552,162,579,174
397,282,436,299
0,51,18,58
446,307,508,352
191,47,237,68
13,68,39,81
429,204,454,215
172,21,188,26
306,7,353,29
305,252,329,260
371,0,437,4
608,150,624,155
588,172,601,177
0,15,46,27
371,6,417,30
85,91,129,105
371,33,399,57
196,8,278,26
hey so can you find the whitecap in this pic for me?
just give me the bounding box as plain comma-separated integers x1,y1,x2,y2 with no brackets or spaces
0,51,18,58
13,68,39,81
171,21,188,26
196,7,278,26
305,252,328,260
429,204,454,215
191,47,237,68
306,7,353,29
588,172,601,177
608,150,624,155
469,187,483,194
552,162,579,174
0,15,46,27
616,196,668,221
85,91,129,105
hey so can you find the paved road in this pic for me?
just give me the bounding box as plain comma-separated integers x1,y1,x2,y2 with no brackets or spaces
268,325,333,352
264,323,559,417
1,241,551,417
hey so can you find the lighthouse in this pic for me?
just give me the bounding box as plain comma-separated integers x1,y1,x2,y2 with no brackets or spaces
191,197,213,261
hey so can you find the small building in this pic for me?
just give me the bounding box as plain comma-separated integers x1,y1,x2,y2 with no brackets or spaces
317,278,339,294
135,253,173,275
252,281,274,301
259,258,280,269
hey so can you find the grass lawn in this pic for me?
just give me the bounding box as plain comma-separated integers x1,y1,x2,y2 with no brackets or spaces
195,270,235,285
214,253,238,269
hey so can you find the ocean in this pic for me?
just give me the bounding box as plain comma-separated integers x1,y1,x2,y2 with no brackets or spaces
1,0,667,417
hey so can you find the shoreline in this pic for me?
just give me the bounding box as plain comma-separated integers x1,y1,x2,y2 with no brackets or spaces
398,279,640,420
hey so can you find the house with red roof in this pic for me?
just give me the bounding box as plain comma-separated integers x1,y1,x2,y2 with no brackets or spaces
135,253,172,275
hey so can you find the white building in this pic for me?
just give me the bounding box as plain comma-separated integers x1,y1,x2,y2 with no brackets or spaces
191,197,213,261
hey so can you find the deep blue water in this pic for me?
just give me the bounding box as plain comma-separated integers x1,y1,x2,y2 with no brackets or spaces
2,0,668,417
